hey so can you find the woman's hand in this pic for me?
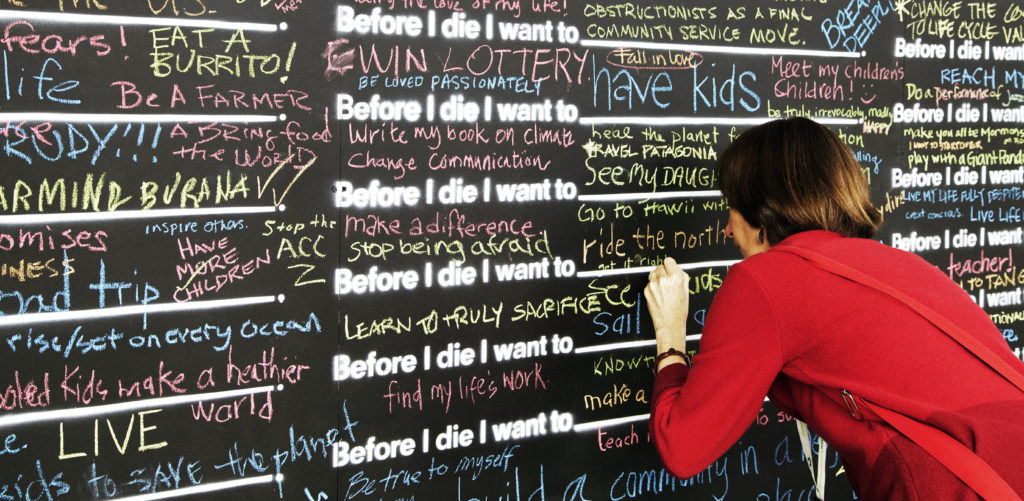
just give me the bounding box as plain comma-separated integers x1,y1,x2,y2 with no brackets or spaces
645,257,690,370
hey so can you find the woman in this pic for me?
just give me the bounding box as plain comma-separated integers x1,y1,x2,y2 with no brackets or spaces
645,117,1024,499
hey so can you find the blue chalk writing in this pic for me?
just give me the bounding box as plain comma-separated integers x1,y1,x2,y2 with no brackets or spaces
941,66,997,89
821,0,893,52
86,457,201,499
609,467,687,500
0,460,70,501
0,263,70,315
341,399,359,442
1,120,161,165
692,63,760,113
591,59,673,112
592,294,643,336
452,443,519,481
88,263,158,329
5,313,322,359
2,54,81,105
215,443,270,477
1,432,25,455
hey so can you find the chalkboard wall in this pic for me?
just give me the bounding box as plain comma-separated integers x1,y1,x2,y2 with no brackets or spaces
1,0,1022,499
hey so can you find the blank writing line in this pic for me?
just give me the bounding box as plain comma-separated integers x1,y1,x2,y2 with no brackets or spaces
0,9,283,32
111,475,279,501
0,112,281,123
576,339,654,353
573,335,703,354
574,398,774,433
579,116,862,126
0,206,280,225
577,190,721,202
581,38,863,59
576,260,740,278
573,413,649,432
0,295,279,328
0,385,277,427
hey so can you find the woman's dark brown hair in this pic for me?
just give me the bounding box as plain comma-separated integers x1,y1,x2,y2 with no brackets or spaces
717,117,882,244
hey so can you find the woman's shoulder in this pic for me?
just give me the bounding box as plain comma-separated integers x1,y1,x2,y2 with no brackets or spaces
755,230,931,271
731,230,948,292
741,230,974,313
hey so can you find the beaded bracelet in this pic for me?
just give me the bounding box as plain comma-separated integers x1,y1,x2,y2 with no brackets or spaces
653,347,691,374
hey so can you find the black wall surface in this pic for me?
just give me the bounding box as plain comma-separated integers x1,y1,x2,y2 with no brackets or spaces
1,0,1022,499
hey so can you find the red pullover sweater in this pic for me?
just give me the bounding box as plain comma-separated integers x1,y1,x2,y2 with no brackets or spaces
650,231,1024,500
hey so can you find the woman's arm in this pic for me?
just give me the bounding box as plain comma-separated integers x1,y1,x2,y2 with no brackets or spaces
646,263,785,479
645,257,691,371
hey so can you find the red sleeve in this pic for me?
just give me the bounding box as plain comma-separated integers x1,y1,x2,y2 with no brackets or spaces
649,263,784,479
